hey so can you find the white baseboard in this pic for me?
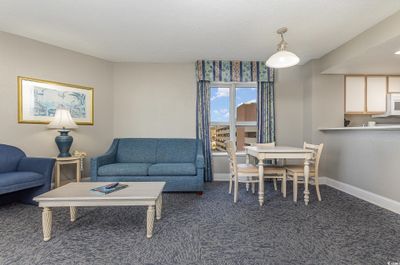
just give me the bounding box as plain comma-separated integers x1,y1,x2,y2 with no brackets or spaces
321,176,400,215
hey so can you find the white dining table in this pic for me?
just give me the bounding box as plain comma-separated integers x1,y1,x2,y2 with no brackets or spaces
245,146,314,206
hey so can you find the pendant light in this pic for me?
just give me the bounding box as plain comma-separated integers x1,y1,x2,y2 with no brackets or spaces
266,27,300,68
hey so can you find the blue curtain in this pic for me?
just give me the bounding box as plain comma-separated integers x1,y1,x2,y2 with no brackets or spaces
257,81,275,143
196,81,213,182
195,60,275,181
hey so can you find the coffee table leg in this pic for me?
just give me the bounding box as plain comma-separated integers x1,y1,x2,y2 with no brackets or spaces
156,195,162,220
146,205,155,238
70,206,77,222
42,207,52,241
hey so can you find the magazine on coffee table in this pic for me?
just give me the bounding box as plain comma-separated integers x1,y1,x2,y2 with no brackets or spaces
91,183,128,195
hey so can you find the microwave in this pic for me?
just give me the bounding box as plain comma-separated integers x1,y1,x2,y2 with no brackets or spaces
373,93,400,117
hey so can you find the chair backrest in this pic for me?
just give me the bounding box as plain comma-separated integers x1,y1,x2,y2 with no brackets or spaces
225,141,237,177
0,144,26,173
115,138,198,163
303,142,324,173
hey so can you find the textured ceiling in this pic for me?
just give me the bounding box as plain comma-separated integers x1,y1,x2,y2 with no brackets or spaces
0,0,399,63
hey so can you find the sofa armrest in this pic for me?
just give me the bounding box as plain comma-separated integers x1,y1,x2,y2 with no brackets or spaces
17,157,55,179
91,139,118,180
196,140,204,168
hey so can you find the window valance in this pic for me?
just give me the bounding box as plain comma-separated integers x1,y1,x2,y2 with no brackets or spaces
196,60,274,82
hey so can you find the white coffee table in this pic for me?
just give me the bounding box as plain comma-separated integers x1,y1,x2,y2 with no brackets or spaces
34,182,165,241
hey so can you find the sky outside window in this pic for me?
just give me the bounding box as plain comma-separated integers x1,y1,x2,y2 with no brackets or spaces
211,87,257,122
236,87,257,107
210,87,230,122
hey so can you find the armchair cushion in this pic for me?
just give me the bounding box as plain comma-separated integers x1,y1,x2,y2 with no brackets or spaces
0,172,45,195
98,163,151,176
148,163,196,176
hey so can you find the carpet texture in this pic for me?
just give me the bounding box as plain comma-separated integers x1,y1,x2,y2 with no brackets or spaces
0,182,399,265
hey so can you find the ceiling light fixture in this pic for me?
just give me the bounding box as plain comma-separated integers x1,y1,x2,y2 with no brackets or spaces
266,27,300,68
395,50,400,55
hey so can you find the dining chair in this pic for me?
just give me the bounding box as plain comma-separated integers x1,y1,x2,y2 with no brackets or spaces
226,141,288,203
285,142,324,202
226,141,259,203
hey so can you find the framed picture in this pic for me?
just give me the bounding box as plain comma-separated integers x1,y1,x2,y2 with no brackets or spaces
18,76,94,125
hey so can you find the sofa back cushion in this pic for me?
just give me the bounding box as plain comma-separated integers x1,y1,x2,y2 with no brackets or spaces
156,139,197,163
116,139,157,163
0,144,26,173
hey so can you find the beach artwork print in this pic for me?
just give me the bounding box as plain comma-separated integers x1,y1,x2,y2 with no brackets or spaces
18,77,93,125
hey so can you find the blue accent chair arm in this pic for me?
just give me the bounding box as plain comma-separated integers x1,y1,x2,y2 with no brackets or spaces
17,157,55,179
16,157,55,205
91,139,118,181
196,140,204,168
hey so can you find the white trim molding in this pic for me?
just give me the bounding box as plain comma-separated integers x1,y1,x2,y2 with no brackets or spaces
320,177,400,215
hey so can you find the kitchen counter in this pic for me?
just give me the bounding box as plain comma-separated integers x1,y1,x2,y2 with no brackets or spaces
319,125,400,131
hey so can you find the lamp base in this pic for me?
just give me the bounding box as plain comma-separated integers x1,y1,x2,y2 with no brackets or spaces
55,130,73,157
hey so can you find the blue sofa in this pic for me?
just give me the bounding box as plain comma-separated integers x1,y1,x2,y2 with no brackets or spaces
0,144,55,205
91,138,204,192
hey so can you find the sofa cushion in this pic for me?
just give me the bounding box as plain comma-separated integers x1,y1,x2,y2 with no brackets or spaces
148,163,196,176
98,163,151,176
156,139,197,163
0,144,26,173
116,139,157,163
0,171,44,195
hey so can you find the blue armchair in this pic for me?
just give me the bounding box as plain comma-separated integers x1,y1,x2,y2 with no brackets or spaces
0,144,55,205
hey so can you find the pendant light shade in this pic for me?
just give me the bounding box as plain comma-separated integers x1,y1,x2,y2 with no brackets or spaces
266,27,300,68
266,50,299,68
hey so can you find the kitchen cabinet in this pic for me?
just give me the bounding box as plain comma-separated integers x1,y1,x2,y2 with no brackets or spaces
388,76,400,93
366,76,386,113
345,76,366,113
345,75,387,114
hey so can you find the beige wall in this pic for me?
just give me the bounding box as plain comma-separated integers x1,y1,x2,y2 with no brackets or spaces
275,66,304,147
112,63,196,138
0,32,114,172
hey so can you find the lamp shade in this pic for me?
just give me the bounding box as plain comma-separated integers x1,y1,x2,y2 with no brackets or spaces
47,109,78,129
266,50,300,68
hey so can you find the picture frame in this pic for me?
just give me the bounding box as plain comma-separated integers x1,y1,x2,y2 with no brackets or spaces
18,76,94,125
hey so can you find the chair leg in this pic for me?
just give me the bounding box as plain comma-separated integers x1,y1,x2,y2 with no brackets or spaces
282,175,287,198
315,177,322,201
228,175,232,194
234,175,239,203
246,182,250,192
273,179,278,191
293,174,298,202
251,182,256,194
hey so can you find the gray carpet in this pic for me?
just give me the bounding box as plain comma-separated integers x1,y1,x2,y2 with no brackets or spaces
0,182,399,265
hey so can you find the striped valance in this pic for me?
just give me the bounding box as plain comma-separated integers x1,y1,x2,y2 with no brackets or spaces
196,60,274,82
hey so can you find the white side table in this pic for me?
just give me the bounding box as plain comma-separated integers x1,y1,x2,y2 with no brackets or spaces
54,155,86,188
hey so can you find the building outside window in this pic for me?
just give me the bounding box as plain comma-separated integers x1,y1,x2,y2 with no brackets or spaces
210,83,257,153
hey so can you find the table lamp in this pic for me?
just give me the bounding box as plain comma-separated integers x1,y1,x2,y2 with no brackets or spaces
48,109,78,157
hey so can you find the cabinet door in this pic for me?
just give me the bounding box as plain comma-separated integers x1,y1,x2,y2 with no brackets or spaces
388,76,400,93
366,76,386,113
345,76,365,113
